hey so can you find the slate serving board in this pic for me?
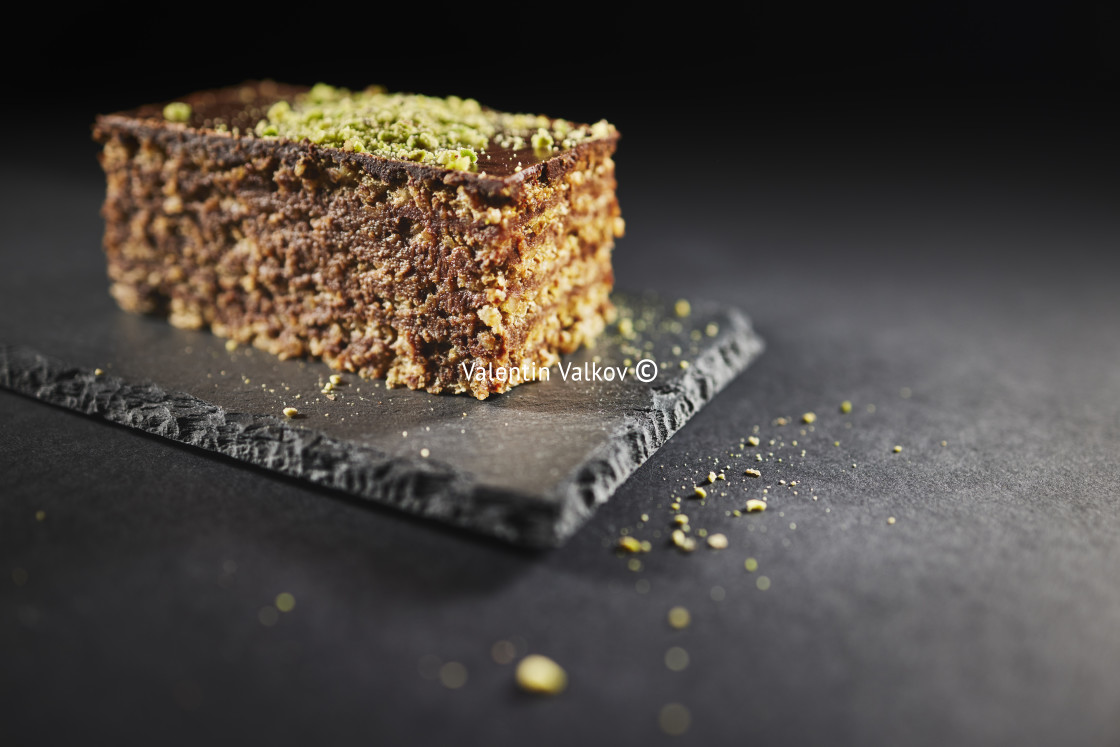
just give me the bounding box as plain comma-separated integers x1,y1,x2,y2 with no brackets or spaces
0,259,762,545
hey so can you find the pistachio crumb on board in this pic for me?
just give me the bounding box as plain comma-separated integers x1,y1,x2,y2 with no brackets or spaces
516,655,568,695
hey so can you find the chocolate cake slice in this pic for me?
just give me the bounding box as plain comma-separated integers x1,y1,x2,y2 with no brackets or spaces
93,81,623,399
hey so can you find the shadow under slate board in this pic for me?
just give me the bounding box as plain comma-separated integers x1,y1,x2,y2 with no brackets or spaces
0,271,762,546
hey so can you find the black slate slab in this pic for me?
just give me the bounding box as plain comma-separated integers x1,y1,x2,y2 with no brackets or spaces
0,278,762,546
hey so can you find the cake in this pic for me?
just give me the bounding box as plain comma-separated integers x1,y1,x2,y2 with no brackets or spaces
92,81,623,399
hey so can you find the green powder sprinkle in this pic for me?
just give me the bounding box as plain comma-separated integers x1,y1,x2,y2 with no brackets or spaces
252,83,615,172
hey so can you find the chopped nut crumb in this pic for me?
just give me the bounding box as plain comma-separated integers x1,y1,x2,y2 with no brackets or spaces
667,606,691,629
744,468,761,478
674,514,690,526
707,533,728,549
745,499,767,513
515,654,573,694
659,703,691,736
664,646,690,671
516,655,567,695
747,436,760,447
706,471,716,484
694,487,707,499
671,529,696,552
282,407,298,419
618,536,643,553
439,661,468,689
330,374,342,385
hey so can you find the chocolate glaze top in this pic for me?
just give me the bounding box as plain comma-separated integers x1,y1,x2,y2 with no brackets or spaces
97,81,619,194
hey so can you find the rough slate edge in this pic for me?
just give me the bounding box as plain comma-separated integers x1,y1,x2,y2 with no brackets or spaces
0,312,763,548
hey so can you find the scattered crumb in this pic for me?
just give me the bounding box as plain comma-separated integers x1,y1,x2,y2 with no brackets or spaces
618,536,644,553
667,606,691,629
694,487,707,499
674,299,691,318
94,368,104,376
282,407,298,419
671,529,696,552
706,471,716,484
744,468,761,478
744,558,758,572
802,412,817,424
674,514,690,526
717,473,726,481
756,576,771,591
275,593,295,613
516,655,567,695
887,517,897,525
664,646,690,671
941,441,948,447
893,445,902,453
659,703,691,736
840,400,852,413
420,448,431,458
707,533,728,550
745,499,767,513
330,374,342,385
439,661,468,689
747,436,760,447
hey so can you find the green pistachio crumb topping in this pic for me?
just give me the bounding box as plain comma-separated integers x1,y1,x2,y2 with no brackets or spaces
163,102,192,123
531,128,554,151
253,83,615,172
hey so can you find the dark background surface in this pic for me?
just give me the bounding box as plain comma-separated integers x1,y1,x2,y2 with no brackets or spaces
3,5,1120,745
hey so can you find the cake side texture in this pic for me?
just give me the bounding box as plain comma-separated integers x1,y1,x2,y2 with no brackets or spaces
93,82,623,398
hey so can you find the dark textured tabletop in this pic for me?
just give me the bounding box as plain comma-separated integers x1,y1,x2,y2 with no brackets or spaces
3,76,1120,746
